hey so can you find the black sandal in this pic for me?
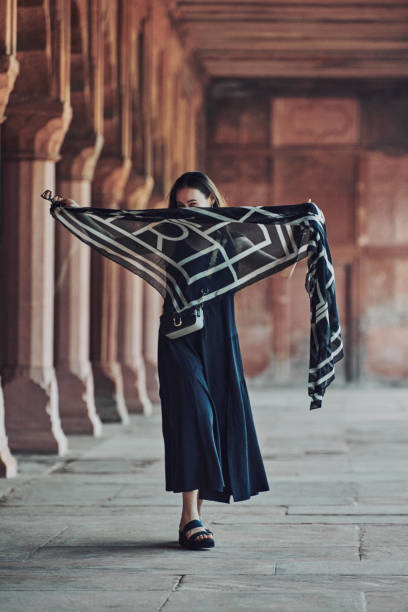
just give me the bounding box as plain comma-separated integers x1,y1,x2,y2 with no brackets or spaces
178,519,215,550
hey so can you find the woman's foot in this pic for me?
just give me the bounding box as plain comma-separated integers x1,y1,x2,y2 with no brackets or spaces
179,490,213,543
179,516,214,543
179,518,215,549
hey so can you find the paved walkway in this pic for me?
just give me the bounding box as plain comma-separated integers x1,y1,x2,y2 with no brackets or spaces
1,383,408,611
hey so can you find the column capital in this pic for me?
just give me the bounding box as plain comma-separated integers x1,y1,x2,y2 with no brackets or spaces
92,157,132,205
58,132,104,181
2,100,72,161
124,173,154,210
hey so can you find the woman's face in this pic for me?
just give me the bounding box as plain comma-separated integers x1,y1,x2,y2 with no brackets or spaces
176,187,215,208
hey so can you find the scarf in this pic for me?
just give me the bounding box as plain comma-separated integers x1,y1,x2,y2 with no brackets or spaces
49,198,344,411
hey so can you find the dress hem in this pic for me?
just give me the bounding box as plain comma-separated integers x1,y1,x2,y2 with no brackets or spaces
165,484,270,504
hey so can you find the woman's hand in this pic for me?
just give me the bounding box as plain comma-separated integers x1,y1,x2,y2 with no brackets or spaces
41,190,80,207
52,195,79,207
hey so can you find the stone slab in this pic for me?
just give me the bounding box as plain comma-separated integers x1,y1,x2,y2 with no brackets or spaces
162,589,365,612
365,592,408,612
175,573,408,592
287,505,408,515
275,561,408,576
0,569,177,591
0,590,169,612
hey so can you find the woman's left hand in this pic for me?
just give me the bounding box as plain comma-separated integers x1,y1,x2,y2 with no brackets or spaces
53,195,79,207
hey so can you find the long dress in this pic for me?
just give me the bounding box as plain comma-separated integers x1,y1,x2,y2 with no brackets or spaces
157,289,270,503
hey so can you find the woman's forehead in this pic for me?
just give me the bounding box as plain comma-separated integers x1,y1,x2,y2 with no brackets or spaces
176,187,203,200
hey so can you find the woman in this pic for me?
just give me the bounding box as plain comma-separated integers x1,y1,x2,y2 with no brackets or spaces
47,171,344,550
49,171,271,551
157,172,270,550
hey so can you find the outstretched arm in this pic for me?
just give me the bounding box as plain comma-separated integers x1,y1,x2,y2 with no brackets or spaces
41,190,80,207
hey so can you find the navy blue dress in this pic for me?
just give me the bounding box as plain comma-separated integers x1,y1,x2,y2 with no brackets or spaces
157,289,270,503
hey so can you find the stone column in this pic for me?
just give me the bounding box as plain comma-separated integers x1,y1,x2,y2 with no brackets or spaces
55,154,103,435
118,175,154,414
90,159,131,423
1,0,72,453
0,0,19,124
0,381,17,477
88,0,133,422
118,272,153,415
141,192,165,405
54,0,104,434
0,0,19,474
1,103,72,452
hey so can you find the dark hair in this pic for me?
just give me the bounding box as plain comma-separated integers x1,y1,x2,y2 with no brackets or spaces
167,171,227,209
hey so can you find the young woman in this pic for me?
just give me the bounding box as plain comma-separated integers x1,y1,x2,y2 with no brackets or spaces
47,170,343,550
50,170,271,551
157,172,270,550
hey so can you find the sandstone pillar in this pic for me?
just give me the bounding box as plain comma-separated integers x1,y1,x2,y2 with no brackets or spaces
1,0,71,452
54,0,104,434
90,160,131,423
88,0,133,422
54,173,103,436
118,271,153,415
0,0,19,124
0,0,19,474
0,381,17,477
142,192,166,405
1,103,72,452
118,176,154,414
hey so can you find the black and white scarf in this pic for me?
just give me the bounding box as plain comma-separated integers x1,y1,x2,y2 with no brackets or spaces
49,199,344,411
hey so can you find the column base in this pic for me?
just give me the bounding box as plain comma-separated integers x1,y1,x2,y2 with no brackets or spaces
144,359,160,405
92,362,130,424
55,362,103,436
2,366,68,454
121,360,153,415
0,384,18,477
0,441,18,478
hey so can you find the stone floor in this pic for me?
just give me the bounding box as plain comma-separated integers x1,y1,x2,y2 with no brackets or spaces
1,383,408,611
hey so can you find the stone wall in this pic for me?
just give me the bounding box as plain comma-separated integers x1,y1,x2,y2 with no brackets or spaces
206,80,408,385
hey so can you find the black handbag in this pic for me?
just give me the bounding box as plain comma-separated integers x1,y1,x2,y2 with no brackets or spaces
161,287,209,339
161,304,204,339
